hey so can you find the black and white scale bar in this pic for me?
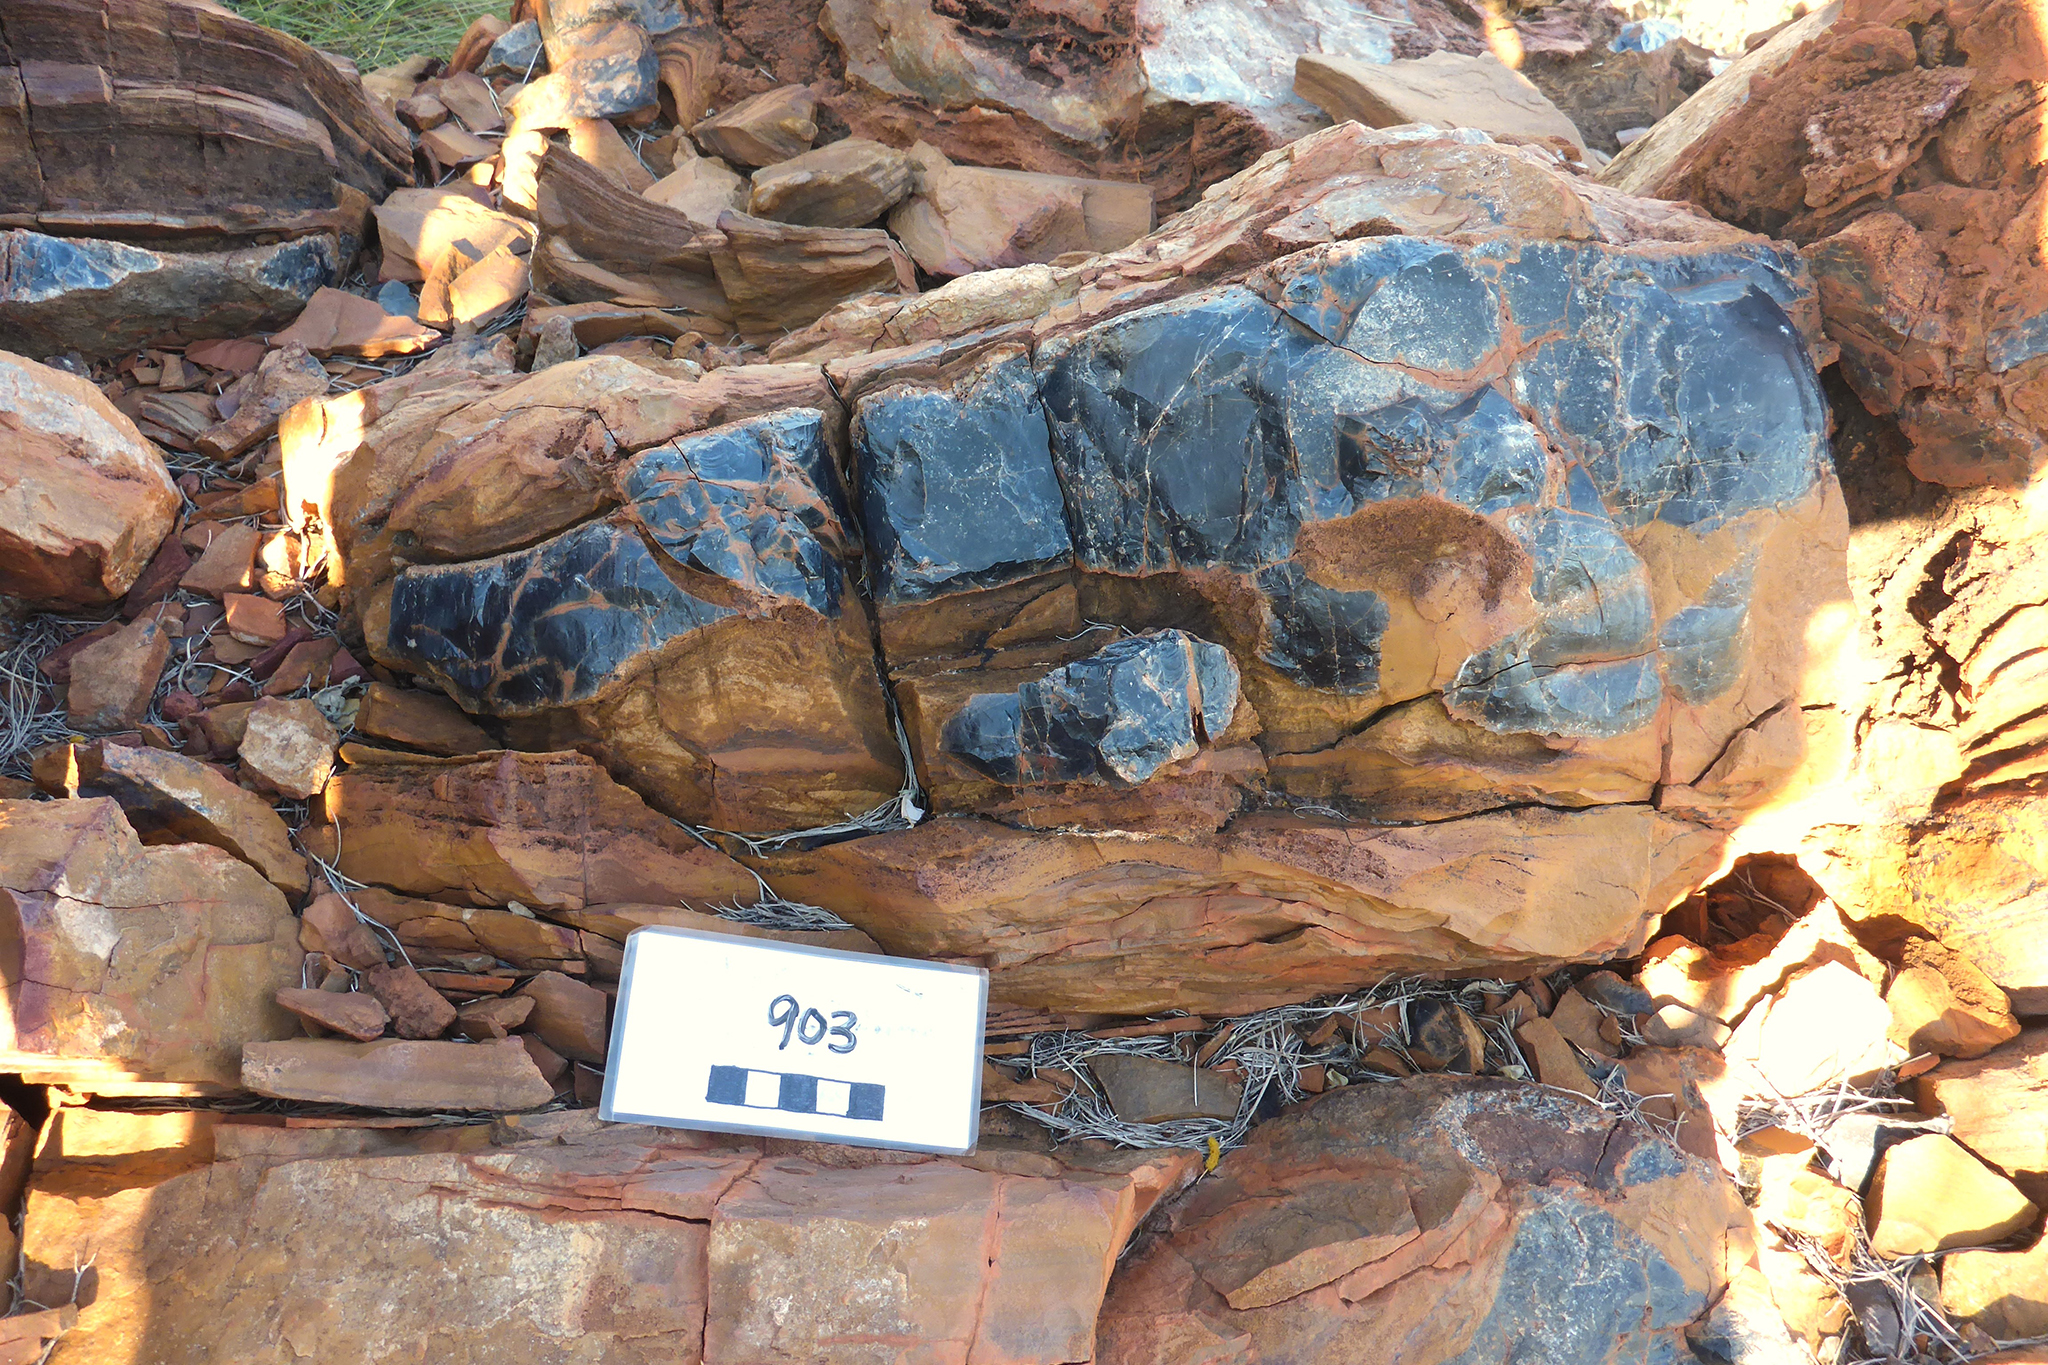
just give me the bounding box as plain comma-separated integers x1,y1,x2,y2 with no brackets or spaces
705,1065,885,1122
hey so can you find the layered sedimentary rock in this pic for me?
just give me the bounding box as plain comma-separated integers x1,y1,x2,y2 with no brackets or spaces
1098,1076,1766,1363
0,799,301,1088
25,1110,1193,1364
0,0,412,352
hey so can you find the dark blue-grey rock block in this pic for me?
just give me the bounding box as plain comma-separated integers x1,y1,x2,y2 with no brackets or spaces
0,229,338,359
944,629,1240,785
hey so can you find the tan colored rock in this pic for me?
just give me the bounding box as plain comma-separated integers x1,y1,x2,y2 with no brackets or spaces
222,591,287,645
237,696,339,799
68,741,307,896
455,994,533,1039
1918,1029,2048,1180
275,986,388,1041
1514,1014,1598,1098
763,807,1723,1017
304,749,761,912
1098,1076,1759,1363
1090,1054,1242,1123
374,187,533,285
565,116,655,192
515,969,609,1065
25,1113,1189,1364
240,1037,554,1110
709,210,917,343
1726,961,1899,1098
528,144,728,325
547,903,882,956
193,343,328,460
748,137,912,228
692,84,818,166
1637,897,1887,1029
178,520,262,597
270,287,441,359
363,962,456,1039
298,892,388,971
887,142,1154,278
64,614,172,732
1943,1234,2048,1341
353,682,492,756
1867,1134,2036,1257
0,798,300,1088
1295,52,1587,152
1547,986,1619,1061
353,888,581,970
1886,936,2019,1060
0,351,179,607
643,151,749,227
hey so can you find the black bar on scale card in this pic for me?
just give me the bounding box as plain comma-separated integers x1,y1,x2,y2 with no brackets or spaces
705,1065,886,1121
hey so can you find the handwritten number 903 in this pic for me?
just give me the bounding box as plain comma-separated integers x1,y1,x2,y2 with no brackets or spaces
768,994,858,1053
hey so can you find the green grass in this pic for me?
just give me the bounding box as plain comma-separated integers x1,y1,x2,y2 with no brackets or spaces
228,0,488,71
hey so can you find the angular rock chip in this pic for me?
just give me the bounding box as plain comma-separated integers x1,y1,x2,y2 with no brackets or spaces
1090,1054,1243,1123
0,799,301,1087
194,343,328,460
1866,1134,2037,1257
0,352,179,606
69,741,307,896
363,962,457,1040
709,211,917,343
692,85,817,166
237,697,340,799
275,987,389,1042
748,138,912,228
64,615,172,732
1916,1028,2048,1179
352,682,492,756
515,969,610,1064
1295,52,1588,152
888,142,1154,277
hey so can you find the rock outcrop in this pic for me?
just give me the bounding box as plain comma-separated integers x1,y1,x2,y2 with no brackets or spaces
1099,1076,1762,1363
24,1109,1194,1364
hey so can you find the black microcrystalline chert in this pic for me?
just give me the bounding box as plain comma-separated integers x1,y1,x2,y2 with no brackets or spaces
622,408,849,616
387,519,733,715
943,629,1241,786
853,232,1826,739
385,410,858,716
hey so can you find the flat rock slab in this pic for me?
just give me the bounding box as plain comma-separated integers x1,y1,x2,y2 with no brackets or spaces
0,230,340,358
1091,1053,1244,1123
71,741,307,896
1295,52,1588,151
240,1037,554,1110
22,1111,1195,1364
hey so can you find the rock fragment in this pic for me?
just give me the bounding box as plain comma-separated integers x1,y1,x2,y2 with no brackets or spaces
363,962,458,1039
276,987,389,1042
692,86,817,166
1295,52,1588,152
0,352,179,607
1089,1054,1243,1123
194,344,328,460
748,138,913,227
1867,1135,2037,1257
299,893,389,971
887,143,1153,276
64,615,172,732
515,970,610,1064
240,1037,555,1110
65,741,307,896
352,683,492,756
1917,1029,2048,1178
237,697,339,799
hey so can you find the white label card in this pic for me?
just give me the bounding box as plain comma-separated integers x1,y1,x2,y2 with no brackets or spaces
599,927,989,1155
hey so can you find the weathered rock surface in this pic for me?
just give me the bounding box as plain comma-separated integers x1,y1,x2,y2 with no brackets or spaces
763,807,1722,1015
63,741,307,897
240,1037,552,1109
1294,52,1587,152
63,614,172,732
0,799,301,1088
1918,1029,2048,1182
0,351,178,607
887,142,1155,277
1867,1134,2037,1257
747,137,912,227
0,0,409,245
302,749,763,911
692,84,818,166
1098,1076,1760,1363
24,1109,1194,1364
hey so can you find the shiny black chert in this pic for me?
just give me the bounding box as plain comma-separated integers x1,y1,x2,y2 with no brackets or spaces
944,629,1240,786
854,233,1827,740
388,519,733,715
624,409,849,615
855,354,1070,604
386,409,853,716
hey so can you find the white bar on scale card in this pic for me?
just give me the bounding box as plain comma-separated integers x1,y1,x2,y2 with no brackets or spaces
599,926,989,1155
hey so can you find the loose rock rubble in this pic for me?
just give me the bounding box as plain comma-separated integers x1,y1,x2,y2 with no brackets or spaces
0,0,2045,1360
